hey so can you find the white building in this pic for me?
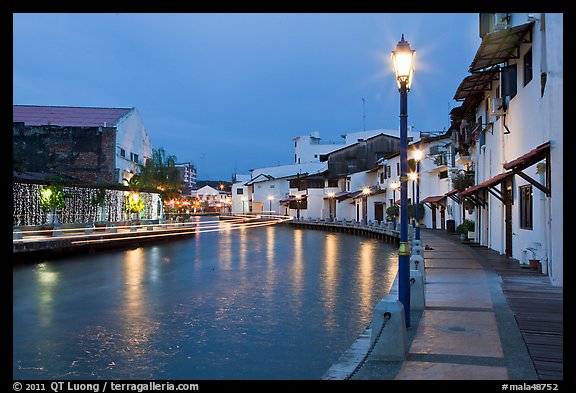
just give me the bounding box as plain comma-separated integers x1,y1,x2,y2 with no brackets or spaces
192,185,231,211
293,129,411,164
452,13,563,285
231,162,327,216
12,105,153,184
175,162,197,195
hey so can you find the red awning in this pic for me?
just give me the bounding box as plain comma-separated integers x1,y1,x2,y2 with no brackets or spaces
503,141,550,171
420,195,446,204
460,172,514,196
445,188,459,196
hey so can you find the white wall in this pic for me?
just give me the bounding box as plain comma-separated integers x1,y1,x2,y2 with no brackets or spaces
462,13,562,285
115,108,153,183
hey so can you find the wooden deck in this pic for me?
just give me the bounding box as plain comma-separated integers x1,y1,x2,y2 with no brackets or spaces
456,239,563,380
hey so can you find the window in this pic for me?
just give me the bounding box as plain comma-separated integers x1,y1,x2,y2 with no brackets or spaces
396,163,400,176
236,188,244,195
270,184,275,189
130,152,139,163
501,64,517,100
120,148,126,158
523,48,533,86
379,172,385,183
439,170,448,179
519,185,533,229
327,179,338,187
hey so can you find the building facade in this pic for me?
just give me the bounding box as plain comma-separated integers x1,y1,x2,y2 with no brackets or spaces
175,162,197,195
451,13,562,285
13,105,153,184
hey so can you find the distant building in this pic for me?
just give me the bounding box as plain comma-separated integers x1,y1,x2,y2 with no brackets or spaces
175,162,197,195
13,105,153,184
192,185,231,211
292,129,412,164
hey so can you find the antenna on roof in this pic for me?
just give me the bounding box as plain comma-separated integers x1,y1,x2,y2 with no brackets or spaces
362,98,366,131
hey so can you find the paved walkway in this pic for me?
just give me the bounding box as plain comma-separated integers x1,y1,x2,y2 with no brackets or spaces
349,228,562,380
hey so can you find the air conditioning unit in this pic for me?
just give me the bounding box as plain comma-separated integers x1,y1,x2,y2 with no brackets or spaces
491,97,507,116
494,13,510,31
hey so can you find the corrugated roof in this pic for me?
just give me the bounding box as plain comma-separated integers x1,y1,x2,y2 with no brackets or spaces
13,105,132,127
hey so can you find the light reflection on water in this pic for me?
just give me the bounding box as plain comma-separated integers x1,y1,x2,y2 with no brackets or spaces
13,221,398,380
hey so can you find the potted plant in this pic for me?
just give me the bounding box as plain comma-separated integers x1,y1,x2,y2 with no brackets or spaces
455,219,474,242
451,170,475,193
467,219,475,241
526,245,541,272
39,183,67,226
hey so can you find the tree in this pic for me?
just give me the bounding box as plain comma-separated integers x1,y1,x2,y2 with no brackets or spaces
39,180,68,225
138,148,184,199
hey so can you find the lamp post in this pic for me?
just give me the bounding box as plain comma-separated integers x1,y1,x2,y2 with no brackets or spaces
413,149,423,240
392,34,415,328
362,187,371,224
295,194,302,220
327,191,335,220
391,181,400,225
408,172,418,229
268,195,274,216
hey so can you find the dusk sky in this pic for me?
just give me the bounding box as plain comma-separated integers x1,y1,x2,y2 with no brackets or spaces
13,13,481,181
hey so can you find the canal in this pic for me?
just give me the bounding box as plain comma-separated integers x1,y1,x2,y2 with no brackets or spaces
13,218,398,380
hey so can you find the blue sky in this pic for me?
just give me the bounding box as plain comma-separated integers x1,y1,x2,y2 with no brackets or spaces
13,13,481,180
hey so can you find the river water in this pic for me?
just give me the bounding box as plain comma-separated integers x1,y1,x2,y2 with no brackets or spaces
13,219,398,380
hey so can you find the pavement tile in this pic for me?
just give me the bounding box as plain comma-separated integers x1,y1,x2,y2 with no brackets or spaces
409,310,504,358
395,361,509,380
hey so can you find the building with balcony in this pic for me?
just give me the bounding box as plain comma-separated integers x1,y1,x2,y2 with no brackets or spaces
451,13,562,285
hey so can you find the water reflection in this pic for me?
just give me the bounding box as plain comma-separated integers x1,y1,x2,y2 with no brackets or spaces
119,248,158,373
35,263,59,328
291,229,304,307
322,233,338,328
357,241,375,312
14,224,399,380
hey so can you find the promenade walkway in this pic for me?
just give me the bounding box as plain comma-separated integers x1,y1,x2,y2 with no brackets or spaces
346,228,563,380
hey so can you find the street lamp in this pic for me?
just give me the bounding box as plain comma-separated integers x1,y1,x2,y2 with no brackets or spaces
362,187,371,224
392,33,415,328
268,195,274,215
327,191,336,220
413,148,423,240
408,172,418,229
295,194,302,220
391,181,400,224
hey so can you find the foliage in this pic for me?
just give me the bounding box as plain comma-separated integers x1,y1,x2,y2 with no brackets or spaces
451,170,475,192
125,193,145,214
123,174,141,190
408,203,425,220
456,219,475,234
137,147,185,199
386,205,399,221
39,183,67,211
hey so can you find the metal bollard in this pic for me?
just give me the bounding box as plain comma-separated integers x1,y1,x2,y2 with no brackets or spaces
369,298,408,361
410,270,425,311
